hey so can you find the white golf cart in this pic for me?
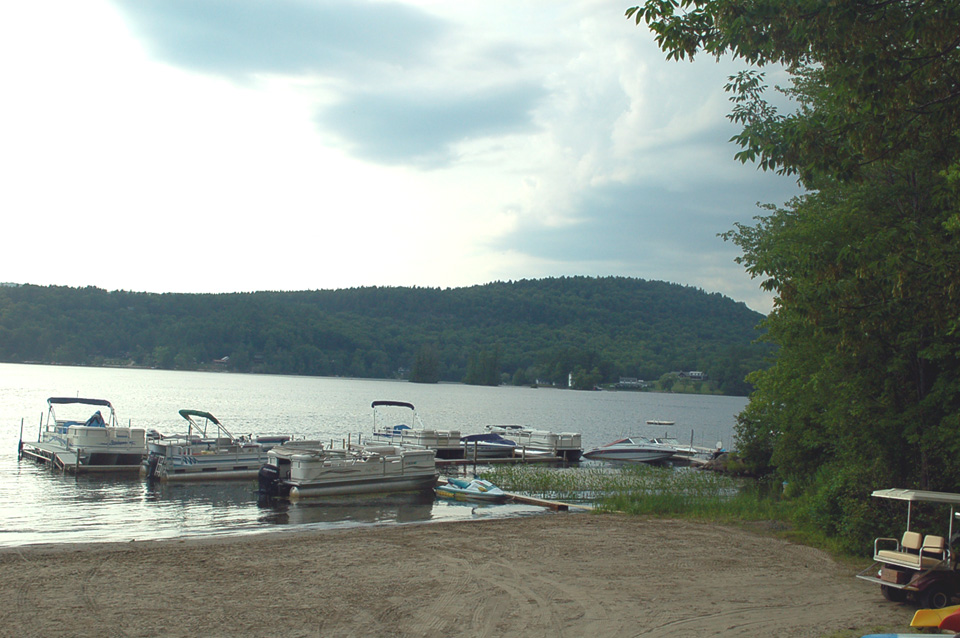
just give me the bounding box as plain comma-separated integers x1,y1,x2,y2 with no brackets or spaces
856,488,960,609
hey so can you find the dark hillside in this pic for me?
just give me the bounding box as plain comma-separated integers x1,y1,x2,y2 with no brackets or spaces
0,277,770,395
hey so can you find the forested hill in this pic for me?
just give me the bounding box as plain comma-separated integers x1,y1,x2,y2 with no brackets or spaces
0,277,770,395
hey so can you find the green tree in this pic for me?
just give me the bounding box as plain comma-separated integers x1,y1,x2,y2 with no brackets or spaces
410,345,441,384
629,0,960,548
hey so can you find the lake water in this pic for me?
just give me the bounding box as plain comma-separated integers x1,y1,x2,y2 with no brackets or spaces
0,363,746,547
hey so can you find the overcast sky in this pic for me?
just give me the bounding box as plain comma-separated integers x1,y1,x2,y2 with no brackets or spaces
0,0,801,314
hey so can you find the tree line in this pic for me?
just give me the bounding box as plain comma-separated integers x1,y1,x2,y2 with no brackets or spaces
0,276,769,395
628,0,960,551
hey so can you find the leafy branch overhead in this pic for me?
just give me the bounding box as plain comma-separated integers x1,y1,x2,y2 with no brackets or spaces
627,0,960,552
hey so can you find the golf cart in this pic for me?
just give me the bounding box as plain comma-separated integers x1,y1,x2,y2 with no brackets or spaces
856,488,960,609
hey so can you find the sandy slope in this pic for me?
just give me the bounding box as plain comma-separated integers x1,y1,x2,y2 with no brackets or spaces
0,513,913,638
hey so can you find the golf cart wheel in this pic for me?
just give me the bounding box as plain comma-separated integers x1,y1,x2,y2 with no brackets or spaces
920,583,952,609
880,585,907,602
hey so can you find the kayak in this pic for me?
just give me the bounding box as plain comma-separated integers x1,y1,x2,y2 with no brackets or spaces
435,477,509,503
941,609,960,632
910,604,960,628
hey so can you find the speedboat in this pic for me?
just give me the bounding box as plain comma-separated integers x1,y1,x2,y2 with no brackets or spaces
583,436,677,463
461,432,518,458
19,397,146,473
142,409,290,482
257,442,439,500
436,477,510,503
370,400,462,459
485,425,583,461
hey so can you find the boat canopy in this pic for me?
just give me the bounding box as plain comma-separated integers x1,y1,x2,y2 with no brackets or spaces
871,488,960,505
178,409,221,425
371,401,415,410
47,397,113,408
462,433,515,443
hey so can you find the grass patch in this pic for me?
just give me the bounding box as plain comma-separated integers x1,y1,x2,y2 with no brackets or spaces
481,463,783,518
479,464,860,558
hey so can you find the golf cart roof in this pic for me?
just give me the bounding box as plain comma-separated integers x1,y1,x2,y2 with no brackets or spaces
871,488,960,505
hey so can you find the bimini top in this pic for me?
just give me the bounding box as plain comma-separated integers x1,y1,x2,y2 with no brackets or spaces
371,401,415,410
47,397,113,408
178,409,221,425
872,488,960,505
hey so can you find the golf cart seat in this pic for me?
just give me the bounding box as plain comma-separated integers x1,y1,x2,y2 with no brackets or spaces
876,532,949,569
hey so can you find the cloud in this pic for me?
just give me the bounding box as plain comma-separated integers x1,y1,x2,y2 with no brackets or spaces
111,0,444,79
318,82,547,167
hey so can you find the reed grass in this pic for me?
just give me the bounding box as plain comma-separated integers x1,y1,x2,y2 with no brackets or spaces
480,463,792,523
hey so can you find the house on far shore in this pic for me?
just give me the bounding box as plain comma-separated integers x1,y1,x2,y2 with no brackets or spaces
617,377,647,389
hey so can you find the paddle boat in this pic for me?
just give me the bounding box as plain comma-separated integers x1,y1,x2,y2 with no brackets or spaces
370,400,462,458
19,397,146,473
258,442,439,500
436,477,510,503
142,409,290,482
582,436,677,463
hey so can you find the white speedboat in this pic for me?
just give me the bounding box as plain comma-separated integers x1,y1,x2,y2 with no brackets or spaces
370,400,462,459
19,397,146,473
258,442,438,500
582,437,677,463
485,425,583,461
142,409,289,482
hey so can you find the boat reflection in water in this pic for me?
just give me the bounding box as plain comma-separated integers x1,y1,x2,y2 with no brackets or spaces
256,490,549,528
258,491,437,527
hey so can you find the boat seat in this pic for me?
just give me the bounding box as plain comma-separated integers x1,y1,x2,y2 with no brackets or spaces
922,534,946,560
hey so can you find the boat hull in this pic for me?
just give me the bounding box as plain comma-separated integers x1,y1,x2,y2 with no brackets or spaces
143,454,268,482
289,473,439,499
583,449,675,463
21,440,145,473
261,444,440,500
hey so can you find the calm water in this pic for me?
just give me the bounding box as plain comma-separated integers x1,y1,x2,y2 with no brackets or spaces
0,363,746,547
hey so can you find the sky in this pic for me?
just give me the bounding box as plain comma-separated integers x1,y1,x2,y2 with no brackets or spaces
0,0,802,314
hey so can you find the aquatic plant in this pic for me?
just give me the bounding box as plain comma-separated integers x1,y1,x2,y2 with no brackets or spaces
480,463,790,522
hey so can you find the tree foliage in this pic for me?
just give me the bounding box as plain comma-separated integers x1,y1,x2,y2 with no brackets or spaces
0,277,769,396
628,0,960,550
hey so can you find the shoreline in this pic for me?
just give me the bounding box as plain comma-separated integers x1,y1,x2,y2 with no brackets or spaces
0,513,911,637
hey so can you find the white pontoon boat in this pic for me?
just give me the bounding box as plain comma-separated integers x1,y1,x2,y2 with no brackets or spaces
258,442,439,500
19,397,146,473
371,400,462,459
142,409,290,482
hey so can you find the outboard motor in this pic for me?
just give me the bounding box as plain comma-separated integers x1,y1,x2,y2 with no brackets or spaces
258,464,282,499
144,454,162,481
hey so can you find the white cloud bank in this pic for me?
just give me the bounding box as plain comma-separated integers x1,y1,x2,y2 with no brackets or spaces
0,0,801,313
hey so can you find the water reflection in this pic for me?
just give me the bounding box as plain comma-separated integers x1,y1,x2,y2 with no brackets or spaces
258,491,437,527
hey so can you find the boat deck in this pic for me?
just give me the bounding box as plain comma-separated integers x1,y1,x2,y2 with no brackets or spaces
21,441,143,473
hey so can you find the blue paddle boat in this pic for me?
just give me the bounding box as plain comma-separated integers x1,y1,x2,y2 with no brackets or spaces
436,477,510,503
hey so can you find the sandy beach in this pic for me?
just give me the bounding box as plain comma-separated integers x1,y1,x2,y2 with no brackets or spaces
0,513,912,638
